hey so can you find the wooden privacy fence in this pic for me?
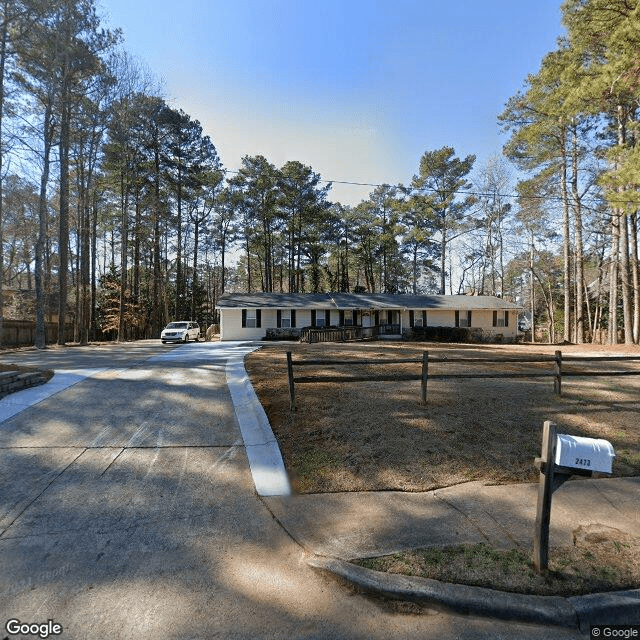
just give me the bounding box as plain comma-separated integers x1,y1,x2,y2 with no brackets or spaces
286,350,640,411
0,320,74,347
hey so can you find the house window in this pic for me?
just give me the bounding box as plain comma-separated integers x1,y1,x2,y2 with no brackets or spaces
311,309,326,327
414,310,423,327
246,310,257,328
493,310,509,328
241,309,261,328
314,309,331,327
455,310,472,328
277,309,297,328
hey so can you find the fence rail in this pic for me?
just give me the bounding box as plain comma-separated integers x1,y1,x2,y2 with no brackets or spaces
285,349,640,411
300,325,379,343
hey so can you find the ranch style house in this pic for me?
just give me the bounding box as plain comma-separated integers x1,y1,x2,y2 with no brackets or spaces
216,293,521,342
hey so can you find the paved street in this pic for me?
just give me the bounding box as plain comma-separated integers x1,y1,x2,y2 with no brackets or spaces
0,341,586,639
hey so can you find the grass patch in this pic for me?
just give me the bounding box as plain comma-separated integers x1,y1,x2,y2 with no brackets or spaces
354,530,640,597
291,448,341,493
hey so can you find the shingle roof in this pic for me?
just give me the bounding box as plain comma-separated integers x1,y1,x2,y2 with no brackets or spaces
217,292,521,310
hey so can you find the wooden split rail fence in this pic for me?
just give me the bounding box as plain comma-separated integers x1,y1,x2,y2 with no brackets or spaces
286,350,640,411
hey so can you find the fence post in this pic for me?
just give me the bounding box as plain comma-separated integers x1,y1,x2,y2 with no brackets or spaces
533,420,557,575
554,350,562,396
287,351,296,411
421,351,429,404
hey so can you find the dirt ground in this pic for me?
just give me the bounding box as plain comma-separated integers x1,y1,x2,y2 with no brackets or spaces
245,340,640,494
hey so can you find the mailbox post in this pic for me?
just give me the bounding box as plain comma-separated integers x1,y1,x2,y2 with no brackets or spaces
532,421,615,575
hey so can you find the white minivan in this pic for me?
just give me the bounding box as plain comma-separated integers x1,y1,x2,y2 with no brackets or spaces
161,321,201,343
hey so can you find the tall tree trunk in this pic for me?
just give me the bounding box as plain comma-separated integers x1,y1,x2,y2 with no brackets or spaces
0,15,8,348
117,170,129,341
609,106,627,345
571,122,585,344
175,172,183,317
79,188,90,344
153,141,162,334
609,211,620,344
620,211,633,343
220,234,226,295
36,100,54,348
530,230,535,343
245,235,252,293
91,192,98,340
133,189,141,302
440,226,447,295
191,221,199,319
58,99,70,345
560,135,571,343
631,210,639,343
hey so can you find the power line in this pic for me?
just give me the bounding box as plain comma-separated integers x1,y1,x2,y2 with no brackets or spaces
224,167,625,207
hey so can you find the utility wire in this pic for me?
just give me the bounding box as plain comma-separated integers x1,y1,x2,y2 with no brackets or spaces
223,168,634,207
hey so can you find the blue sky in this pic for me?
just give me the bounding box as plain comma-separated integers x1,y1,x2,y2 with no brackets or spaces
98,0,565,205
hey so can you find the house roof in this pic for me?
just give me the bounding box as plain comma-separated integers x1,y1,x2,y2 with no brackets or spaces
216,292,521,311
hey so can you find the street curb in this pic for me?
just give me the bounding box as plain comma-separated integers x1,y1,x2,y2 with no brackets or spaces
308,555,640,632
226,347,291,497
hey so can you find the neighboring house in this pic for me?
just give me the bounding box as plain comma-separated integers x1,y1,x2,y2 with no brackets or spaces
216,292,521,342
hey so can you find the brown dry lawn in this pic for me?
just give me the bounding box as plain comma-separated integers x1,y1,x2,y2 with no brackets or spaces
247,340,640,595
356,527,640,597
245,341,640,494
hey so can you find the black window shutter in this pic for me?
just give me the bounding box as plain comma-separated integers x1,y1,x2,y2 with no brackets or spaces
242,309,247,328
387,310,393,324
339,310,345,325
277,310,282,328
311,310,316,326
291,310,296,327
325,309,331,326
375,311,380,325
256,309,262,328
422,310,427,326
505,311,509,327
352,310,357,325
468,310,472,326
455,310,460,327
409,310,414,327
493,310,498,327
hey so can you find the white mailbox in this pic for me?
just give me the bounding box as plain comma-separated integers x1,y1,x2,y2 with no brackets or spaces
554,434,615,474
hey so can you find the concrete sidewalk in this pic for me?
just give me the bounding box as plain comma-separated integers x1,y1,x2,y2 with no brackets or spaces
262,477,640,630
264,477,640,560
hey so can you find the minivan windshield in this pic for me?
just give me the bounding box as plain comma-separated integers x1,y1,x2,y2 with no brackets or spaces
166,322,188,329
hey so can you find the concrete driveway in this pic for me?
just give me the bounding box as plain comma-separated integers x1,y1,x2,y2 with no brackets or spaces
0,341,585,639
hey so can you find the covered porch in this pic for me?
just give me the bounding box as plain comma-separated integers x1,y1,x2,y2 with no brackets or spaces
300,308,403,343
